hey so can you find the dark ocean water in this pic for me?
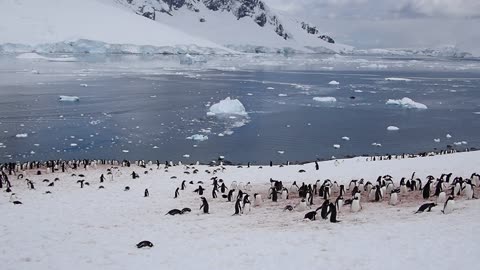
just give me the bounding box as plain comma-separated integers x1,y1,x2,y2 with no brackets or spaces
0,54,479,164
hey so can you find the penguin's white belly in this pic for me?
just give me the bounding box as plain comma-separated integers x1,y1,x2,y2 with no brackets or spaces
443,200,455,214
389,193,398,205
437,192,446,204
351,201,361,212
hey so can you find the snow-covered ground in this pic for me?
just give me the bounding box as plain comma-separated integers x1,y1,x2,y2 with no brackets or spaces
0,0,230,54
1,151,480,270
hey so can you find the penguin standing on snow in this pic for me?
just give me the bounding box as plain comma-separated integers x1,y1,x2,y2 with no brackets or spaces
220,182,228,193
389,189,399,205
212,187,218,199
227,189,235,202
328,202,340,223
442,196,455,214
181,180,186,190
318,200,330,219
100,174,105,183
463,180,474,200
335,196,344,211
351,197,361,212
243,194,251,214
269,187,279,202
233,198,242,215
422,180,431,199
174,187,180,199
200,197,209,214
253,193,262,207
144,188,149,197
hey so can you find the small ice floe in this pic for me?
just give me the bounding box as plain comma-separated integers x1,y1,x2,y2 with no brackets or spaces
333,144,341,149
224,130,234,135
247,93,253,96
183,154,190,158
150,95,157,98
122,150,129,153
208,97,247,116
193,145,198,148
342,136,350,141
153,146,159,149
218,133,225,137
219,155,225,160
278,94,288,97
15,133,28,138
80,84,88,87
267,87,275,90
453,141,467,146
307,123,312,126
385,78,412,82
33,144,40,147
372,142,382,147
313,97,337,103
31,70,40,74
386,97,427,109
434,138,441,143
277,150,285,154
328,80,340,85
70,143,78,147
59,96,80,102
387,126,400,131
186,134,209,141
354,90,363,93
446,134,452,138
30,151,35,154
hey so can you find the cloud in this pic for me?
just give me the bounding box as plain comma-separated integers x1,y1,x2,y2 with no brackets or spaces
394,0,480,18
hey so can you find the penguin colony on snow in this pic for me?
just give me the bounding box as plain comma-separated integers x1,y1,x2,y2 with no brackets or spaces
0,157,478,249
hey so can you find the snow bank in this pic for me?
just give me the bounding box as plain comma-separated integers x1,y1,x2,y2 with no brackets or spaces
0,0,230,55
328,80,340,85
208,97,247,116
59,96,80,102
313,97,337,103
186,134,208,142
385,78,412,82
386,97,427,109
387,126,400,131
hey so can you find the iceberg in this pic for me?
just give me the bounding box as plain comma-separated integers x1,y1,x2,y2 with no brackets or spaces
386,97,427,109
208,97,247,116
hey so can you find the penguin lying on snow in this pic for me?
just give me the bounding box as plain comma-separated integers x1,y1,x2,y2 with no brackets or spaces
415,203,436,213
304,211,317,221
136,241,154,249
166,209,183,216
283,205,294,211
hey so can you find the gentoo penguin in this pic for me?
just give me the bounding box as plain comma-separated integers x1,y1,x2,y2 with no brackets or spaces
124,186,130,191
389,190,399,206
281,188,289,200
368,187,376,201
212,187,217,199
233,198,242,215
100,174,105,183
283,205,294,211
304,211,317,221
181,180,186,190
166,209,183,215
243,195,251,214
415,203,436,213
230,181,238,191
442,196,455,214
174,187,180,199
375,185,383,202
200,197,209,214
227,189,235,202
181,208,191,214
296,199,308,212
136,241,154,249
144,189,149,197
253,193,262,207
422,180,431,199
318,200,330,219
339,185,346,196
245,182,252,192
335,196,344,212
437,191,447,204
463,181,474,200
269,187,279,202
350,197,361,213
328,202,340,223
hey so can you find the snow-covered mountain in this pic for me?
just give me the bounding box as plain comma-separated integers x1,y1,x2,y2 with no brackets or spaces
0,0,351,54
116,0,352,53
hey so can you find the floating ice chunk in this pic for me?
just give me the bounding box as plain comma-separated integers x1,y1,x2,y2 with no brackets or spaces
186,134,209,141
80,84,88,87
446,134,452,138
219,156,225,159
224,130,234,135
385,78,412,82
342,136,350,141
453,142,462,146
387,126,400,131
328,80,340,85
313,97,337,103
153,146,159,149
434,138,441,143
277,150,285,154
333,144,341,149
150,95,157,98
267,87,275,90
354,90,363,93
386,97,427,109
70,143,78,147
15,133,28,138
59,95,80,102
372,142,382,147
183,154,190,158
218,133,224,137
247,93,253,96
474,112,480,115
278,94,288,97
208,97,247,116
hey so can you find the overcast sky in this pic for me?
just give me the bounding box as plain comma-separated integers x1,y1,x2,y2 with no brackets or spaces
264,0,480,53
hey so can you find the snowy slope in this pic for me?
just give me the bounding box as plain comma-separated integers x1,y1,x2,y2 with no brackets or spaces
1,151,480,270
0,0,231,54
116,0,352,53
